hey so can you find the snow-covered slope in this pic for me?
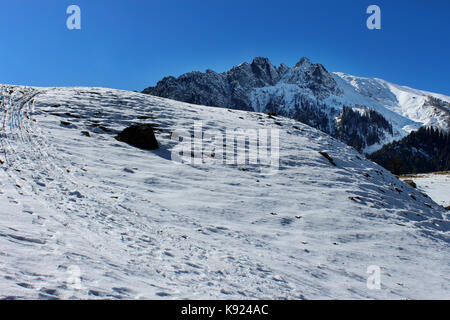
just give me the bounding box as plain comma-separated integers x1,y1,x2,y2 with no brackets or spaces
0,85,449,299
400,173,450,208
335,73,450,132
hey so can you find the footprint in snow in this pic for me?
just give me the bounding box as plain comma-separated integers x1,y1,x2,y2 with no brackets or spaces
7,196,19,204
22,204,33,215
68,191,84,199
280,217,293,226
36,181,46,187
17,282,34,289
153,291,171,297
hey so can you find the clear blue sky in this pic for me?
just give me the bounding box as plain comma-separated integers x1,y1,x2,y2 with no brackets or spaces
0,0,449,94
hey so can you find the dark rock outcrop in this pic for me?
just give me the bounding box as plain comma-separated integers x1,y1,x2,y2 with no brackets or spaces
403,179,417,188
319,151,337,166
115,124,159,150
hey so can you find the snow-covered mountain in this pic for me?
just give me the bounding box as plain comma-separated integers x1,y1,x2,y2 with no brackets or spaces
336,73,450,132
143,57,450,153
0,85,449,299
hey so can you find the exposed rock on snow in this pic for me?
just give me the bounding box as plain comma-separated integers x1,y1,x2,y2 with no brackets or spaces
403,179,417,189
318,151,336,166
115,124,159,150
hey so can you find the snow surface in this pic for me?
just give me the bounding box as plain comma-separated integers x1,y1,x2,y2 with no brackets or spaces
400,174,450,208
335,72,450,132
0,85,449,299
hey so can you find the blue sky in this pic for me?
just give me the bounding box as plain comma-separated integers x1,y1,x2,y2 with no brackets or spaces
0,0,449,94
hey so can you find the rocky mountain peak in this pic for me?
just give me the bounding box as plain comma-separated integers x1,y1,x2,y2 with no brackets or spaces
250,57,281,85
295,56,312,68
251,56,272,66
143,56,341,113
278,63,290,76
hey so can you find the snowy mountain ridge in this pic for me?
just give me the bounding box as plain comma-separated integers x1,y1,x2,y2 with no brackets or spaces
0,84,449,299
143,57,450,153
335,72,450,133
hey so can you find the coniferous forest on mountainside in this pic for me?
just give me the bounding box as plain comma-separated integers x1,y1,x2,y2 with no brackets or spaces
368,127,450,175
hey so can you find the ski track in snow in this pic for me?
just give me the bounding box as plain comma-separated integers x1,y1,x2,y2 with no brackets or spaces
0,85,449,299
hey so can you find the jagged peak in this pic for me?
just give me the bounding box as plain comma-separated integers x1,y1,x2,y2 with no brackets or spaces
251,56,273,67
295,57,312,68
278,63,289,75
314,63,328,72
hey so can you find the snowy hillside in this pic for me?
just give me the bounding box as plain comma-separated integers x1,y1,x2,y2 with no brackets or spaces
335,73,450,133
0,85,449,299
